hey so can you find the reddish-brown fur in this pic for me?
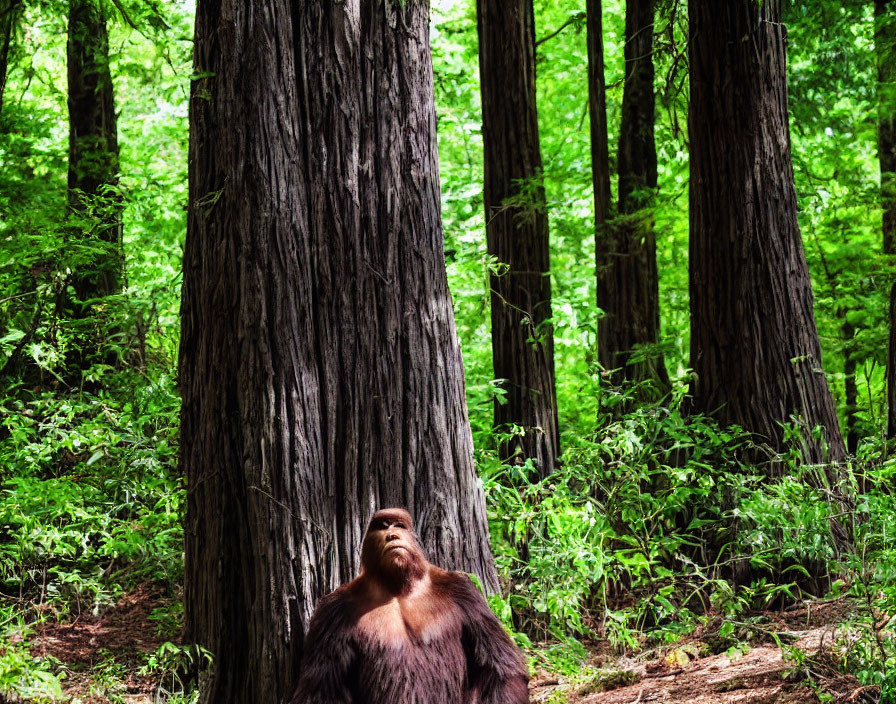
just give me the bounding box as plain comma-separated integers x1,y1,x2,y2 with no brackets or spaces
291,508,529,704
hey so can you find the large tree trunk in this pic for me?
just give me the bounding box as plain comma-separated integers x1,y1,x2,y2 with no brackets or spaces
67,0,122,300
599,0,669,395
182,2,497,703
477,0,560,477
877,0,896,442
688,0,846,464
0,0,20,115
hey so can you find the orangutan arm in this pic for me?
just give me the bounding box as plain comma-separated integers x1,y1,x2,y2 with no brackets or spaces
449,574,529,704
290,590,357,704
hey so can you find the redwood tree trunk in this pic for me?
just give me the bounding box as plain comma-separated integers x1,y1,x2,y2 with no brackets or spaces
67,0,122,299
587,0,611,232
599,0,669,395
182,2,497,703
877,0,896,442
586,0,614,355
688,0,846,464
843,320,859,454
0,0,20,115
477,0,560,477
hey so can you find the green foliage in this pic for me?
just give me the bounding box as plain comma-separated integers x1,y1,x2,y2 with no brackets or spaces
0,0,190,691
140,642,211,703
833,459,896,697
482,387,863,651
0,608,64,703
0,382,183,611
787,0,888,448
0,642,64,703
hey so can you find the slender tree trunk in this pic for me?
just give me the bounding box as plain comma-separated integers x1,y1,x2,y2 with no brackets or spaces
600,0,669,395
182,2,497,702
877,0,896,442
688,0,846,464
477,0,560,477
0,0,20,115
67,0,122,300
586,0,615,379
843,320,859,454
587,0,611,235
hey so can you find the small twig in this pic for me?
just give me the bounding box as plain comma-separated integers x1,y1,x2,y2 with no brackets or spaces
535,12,585,47
109,0,139,30
0,298,44,376
0,290,37,306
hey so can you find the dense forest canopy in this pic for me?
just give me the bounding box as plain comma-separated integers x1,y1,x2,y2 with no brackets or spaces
0,0,894,702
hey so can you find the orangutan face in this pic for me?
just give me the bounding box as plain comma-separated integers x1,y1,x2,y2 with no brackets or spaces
360,508,426,591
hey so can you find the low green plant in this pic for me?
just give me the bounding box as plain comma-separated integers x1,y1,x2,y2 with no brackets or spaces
86,652,129,704
527,637,589,676
0,643,64,703
0,379,182,613
0,611,64,703
834,458,896,700
141,642,212,704
482,383,854,653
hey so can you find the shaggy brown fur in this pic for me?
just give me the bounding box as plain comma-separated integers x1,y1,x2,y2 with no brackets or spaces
291,508,529,704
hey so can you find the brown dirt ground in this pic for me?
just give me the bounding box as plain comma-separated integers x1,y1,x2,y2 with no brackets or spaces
18,595,880,704
530,600,880,704
26,587,178,703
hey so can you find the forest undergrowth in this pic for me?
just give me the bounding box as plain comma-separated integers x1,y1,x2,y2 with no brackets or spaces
1,361,896,702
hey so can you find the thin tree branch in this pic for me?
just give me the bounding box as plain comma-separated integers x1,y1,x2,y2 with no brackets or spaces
535,12,585,47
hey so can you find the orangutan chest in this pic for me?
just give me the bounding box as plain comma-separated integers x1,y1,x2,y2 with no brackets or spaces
357,591,465,641
351,600,470,703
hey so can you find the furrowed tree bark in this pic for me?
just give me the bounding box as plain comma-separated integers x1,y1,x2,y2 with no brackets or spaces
600,0,669,396
0,0,21,115
182,2,498,703
586,0,615,378
587,0,611,237
302,0,497,593
688,0,846,464
843,320,859,454
477,0,560,478
67,0,122,300
876,0,896,443
183,6,315,703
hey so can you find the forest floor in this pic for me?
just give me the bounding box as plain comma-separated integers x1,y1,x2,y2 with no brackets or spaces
25,587,174,703
17,593,879,704
530,600,878,704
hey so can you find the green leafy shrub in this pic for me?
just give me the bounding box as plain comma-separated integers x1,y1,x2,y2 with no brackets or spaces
483,386,851,651
835,458,896,699
0,381,182,612
0,607,64,703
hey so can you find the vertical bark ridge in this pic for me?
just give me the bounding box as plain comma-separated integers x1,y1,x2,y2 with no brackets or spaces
0,0,21,115
184,3,333,702
586,0,612,230
876,0,896,441
688,0,846,463
67,0,122,300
